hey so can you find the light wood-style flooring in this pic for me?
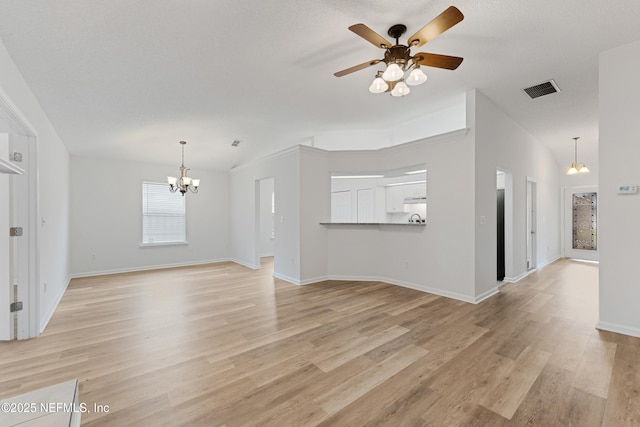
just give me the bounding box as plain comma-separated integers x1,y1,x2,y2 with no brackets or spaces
1,258,639,426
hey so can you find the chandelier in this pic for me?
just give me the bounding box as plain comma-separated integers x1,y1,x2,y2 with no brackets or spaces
168,141,200,195
566,137,589,175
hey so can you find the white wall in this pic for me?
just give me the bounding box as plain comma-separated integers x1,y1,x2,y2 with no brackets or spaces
229,148,301,282
473,90,561,296
70,156,230,276
0,38,70,333
229,90,564,304
300,129,477,301
598,39,640,337
312,97,466,152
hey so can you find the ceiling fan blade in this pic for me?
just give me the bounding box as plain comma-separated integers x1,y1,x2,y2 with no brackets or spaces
407,6,464,48
349,24,393,49
412,52,463,70
334,59,382,77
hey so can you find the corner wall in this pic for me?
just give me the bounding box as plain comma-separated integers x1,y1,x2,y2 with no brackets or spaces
301,129,478,302
473,90,562,296
598,39,640,337
229,148,301,282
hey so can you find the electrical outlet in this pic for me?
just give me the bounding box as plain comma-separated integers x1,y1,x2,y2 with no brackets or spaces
404,260,409,269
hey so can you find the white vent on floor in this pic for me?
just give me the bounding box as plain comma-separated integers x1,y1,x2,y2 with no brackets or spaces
522,79,561,99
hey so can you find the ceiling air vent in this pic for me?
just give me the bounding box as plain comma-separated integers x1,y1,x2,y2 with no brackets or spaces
522,79,561,99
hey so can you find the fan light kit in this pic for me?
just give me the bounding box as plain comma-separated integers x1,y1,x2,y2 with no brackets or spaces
334,6,464,97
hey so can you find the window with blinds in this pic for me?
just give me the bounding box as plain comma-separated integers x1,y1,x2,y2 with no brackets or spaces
142,182,186,245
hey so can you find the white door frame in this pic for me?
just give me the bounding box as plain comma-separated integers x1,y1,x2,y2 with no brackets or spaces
526,177,537,271
497,168,514,280
563,185,599,261
0,88,40,339
254,176,275,268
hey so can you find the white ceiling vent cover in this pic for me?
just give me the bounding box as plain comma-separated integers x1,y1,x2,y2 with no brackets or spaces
522,79,561,99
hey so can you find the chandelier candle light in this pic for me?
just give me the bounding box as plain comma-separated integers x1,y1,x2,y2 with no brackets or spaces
566,137,589,175
168,140,200,195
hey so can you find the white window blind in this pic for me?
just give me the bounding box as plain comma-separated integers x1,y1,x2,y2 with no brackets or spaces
142,182,186,244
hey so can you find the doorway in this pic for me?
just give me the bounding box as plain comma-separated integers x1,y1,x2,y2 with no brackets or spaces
496,168,513,282
526,178,537,270
497,185,505,281
255,177,275,267
563,186,598,261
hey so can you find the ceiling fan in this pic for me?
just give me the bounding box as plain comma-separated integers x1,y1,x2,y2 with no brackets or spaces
334,6,464,97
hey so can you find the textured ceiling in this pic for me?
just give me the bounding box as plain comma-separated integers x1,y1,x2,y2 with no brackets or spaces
0,0,639,171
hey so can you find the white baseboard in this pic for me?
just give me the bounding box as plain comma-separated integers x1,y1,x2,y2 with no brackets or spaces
230,258,260,270
502,256,561,284
273,271,302,285
597,320,640,339
537,255,561,270
474,287,500,304
70,258,232,279
297,274,488,304
503,269,535,283
40,276,71,333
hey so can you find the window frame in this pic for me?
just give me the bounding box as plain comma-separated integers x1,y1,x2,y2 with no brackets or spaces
141,181,188,246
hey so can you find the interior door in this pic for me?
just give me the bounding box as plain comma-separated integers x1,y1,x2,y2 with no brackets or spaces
564,186,599,261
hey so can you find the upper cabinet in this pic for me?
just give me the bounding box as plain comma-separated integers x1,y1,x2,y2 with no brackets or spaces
386,185,405,213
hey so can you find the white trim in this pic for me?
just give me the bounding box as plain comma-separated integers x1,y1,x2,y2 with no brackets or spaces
230,129,469,173
297,274,496,304
273,271,302,285
230,258,260,270
503,269,535,283
69,258,232,279
474,287,500,303
536,255,561,270
139,241,188,247
230,145,300,173
502,256,560,283
597,321,640,339
39,276,70,333
0,157,24,174
0,86,38,137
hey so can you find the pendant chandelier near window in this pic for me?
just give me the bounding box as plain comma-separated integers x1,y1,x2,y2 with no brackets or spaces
566,137,589,175
168,140,200,195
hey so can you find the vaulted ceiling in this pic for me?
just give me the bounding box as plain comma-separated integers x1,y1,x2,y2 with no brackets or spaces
1,1,639,171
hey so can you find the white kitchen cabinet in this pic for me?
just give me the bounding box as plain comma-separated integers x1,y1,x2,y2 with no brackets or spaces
385,186,405,213
403,183,426,198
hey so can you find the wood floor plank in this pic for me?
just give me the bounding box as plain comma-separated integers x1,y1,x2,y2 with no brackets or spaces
313,344,427,415
602,342,640,426
572,333,617,398
478,346,551,419
1,258,640,426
